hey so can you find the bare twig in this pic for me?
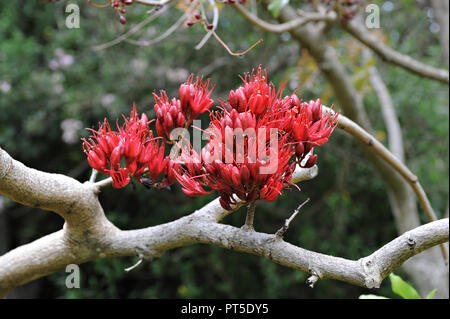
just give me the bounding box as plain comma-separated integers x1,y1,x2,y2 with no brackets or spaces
89,169,98,183
94,176,113,189
195,0,219,50
212,31,263,56
306,273,320,288
92,7,164,51
135,0,171,5
124,258,143,272
87,0,109,8
125,5,194,47
125,17,186,46
275,198,310,238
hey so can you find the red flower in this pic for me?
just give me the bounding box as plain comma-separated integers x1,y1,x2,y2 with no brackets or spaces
179,75,215,122
109,168,131,189
175,103,298,209
82,104,175,189
174,67,337,210
153,75,214,143
287,99,338,166
153,91,185,142
228,67,279,117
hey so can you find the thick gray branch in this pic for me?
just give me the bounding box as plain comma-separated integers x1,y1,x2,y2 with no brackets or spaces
0,136,448,298
0,147,317,297
0,147,116,235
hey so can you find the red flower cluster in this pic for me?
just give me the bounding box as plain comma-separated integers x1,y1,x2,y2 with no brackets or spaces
82,105,178,188
154,75,214,142
174,67,338,210
82,67,337,212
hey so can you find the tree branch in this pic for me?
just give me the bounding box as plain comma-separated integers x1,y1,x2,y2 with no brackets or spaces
195,0,219,50
0,147,317,296
135,0,171,6
275,198,310,239
243,201,256,230
328,108,436,221
231,2,335,34
363,49,404,162
233,2,449,84
1,145,448,297
91,6,165,51
341,18,449,84
0,147,107,231
4,206,445,297
104,215,448,290
328,106,448,264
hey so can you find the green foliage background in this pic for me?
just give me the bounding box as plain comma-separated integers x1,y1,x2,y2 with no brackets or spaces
0,0,448,298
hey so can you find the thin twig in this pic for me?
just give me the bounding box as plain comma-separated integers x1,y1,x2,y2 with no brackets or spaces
124,258,143,272
89,169,98,183
92,7,164,51
125,3,196,47
195,0,219,50
135,0,171,5
275,198,310,238
306,273,320,288
94,177,113,189
87,0,109,8
212,31,263,56
232,2,335,33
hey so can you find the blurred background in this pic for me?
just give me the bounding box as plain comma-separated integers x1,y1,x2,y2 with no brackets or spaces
0,0,448,298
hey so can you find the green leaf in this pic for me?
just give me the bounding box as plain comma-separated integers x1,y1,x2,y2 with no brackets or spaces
359,294,389,299
425,289,437,299
389,273,421,299
268,0,289,18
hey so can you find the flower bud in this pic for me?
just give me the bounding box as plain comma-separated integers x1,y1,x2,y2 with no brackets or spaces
311,99,322,122
248,94,267,116
295,142,304,156
110,144,124,169
163,112,173,132
304,154,318,168
155,119,165,139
